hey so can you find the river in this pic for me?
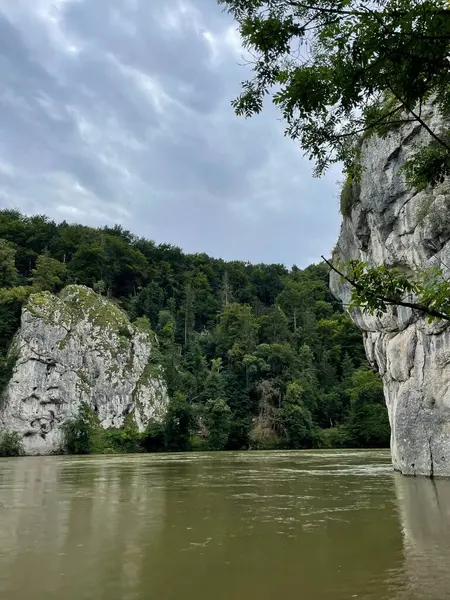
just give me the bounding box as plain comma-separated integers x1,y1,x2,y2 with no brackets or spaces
0,450,449,600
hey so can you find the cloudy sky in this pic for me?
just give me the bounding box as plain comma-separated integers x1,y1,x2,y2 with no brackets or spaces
0,0,341,267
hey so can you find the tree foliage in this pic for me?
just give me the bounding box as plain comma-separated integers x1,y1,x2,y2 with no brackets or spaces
219,0,450,181
327,258,450,323
62,403,104,455
0,431,24,457
31,252,66,292
220,0,450,325
0,239,19,288
164,392,194,451
0,209,389,452
346,369,390,447
204,398,232,450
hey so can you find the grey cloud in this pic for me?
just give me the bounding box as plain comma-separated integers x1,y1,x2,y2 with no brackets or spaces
62,0,227,113
0,0,340,266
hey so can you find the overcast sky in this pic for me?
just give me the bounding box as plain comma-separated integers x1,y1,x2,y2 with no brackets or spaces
0,0,342,267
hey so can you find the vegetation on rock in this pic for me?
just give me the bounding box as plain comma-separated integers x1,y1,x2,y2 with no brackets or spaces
340,173,361,217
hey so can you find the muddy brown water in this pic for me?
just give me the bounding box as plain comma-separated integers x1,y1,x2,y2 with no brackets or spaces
1,450,450,600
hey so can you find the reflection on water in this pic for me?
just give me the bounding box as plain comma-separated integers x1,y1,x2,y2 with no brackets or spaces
393,474,450,600
0,451,448,600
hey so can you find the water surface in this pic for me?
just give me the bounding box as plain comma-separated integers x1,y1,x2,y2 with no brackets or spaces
0,450,449,600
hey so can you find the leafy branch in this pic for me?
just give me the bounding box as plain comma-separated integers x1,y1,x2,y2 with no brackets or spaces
220,0,450,182
322,256,450,323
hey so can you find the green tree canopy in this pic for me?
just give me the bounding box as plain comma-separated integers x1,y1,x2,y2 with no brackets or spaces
0,239,19,288
204,397,232,450
164,392,194,451
0,208,390,453
346,369,390,447
68,243,106,288
31,253,66,292
215,303,259,360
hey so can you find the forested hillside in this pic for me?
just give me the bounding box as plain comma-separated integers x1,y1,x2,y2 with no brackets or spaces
0,210,389,451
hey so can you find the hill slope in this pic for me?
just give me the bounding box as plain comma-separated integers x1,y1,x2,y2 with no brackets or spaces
0,209,389,452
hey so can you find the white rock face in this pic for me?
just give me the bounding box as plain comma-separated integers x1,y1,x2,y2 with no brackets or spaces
0,285,169,455
330,109,450,476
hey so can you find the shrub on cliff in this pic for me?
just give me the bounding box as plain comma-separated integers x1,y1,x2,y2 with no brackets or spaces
340,175,361,218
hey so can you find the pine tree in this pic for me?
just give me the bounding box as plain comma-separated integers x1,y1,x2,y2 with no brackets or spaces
220,270,233,308
183,283,195,348
0,239,19,288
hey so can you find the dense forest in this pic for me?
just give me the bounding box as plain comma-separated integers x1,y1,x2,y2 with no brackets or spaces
0,209,389,453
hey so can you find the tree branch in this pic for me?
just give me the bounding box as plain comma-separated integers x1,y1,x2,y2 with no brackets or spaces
286,1,450,19
321,256,450,322
331,115,414,141
388,88,450,152
285,1,369,16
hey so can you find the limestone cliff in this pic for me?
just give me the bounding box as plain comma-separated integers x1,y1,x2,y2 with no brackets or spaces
0,285,169,455
330,111,450,477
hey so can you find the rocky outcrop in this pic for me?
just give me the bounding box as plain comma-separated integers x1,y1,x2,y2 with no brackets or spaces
0,285,169,455
330,109,450,477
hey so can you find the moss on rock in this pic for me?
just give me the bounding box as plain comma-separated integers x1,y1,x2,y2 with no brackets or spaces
58,285,130,331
